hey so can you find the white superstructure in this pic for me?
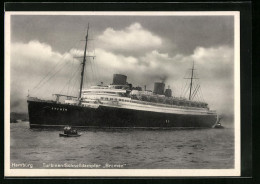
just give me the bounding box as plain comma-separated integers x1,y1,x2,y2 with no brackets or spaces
63,84,216,116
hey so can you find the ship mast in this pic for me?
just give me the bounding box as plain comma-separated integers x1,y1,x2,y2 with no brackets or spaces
188,61,195,100
78,23,89,102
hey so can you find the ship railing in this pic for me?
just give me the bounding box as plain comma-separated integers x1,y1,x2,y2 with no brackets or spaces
27,96,56,103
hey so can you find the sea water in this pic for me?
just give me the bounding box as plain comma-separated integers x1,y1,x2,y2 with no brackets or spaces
10,121,234,169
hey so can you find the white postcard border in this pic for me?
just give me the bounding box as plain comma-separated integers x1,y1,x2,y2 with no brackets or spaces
4,11,240,177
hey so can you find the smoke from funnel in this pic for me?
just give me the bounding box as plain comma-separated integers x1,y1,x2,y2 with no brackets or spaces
159,75,168,83
152,74,168,83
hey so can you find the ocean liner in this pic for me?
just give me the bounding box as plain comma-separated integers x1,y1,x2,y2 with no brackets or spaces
27,25,218,129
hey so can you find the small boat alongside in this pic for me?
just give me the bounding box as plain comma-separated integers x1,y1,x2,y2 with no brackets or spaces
59,126,81,137
214,123,224,129
213,116,224,129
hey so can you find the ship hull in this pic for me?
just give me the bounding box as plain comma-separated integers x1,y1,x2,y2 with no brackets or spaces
27,100,217,129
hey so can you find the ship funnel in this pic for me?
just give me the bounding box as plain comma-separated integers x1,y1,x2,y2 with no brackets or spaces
112,74,127,85
153,82,165,95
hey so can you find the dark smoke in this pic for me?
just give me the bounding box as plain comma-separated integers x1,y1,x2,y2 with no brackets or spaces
159,75,168,83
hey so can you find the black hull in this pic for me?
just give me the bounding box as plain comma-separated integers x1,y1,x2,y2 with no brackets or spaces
27,100,217,129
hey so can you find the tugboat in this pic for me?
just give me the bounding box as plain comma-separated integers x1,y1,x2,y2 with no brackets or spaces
59,126,81,137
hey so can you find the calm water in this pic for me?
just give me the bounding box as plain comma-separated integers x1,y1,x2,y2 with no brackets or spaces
10,122,234,169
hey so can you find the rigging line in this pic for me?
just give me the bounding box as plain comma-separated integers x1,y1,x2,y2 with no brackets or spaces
172,84,176,97
91,58,98,83
59,64,81,94
92,59,98,82
193,89,200,101
83,62,88,89
195,93,200,102
68,73,76,96
33,56,79,97
184,80,190,98
31,53,69,92
86,57,92,87
198,89,204,102
197,88,202,101
199,89,205,102
60,67,76,94
195,84,201,100
91,40,100,82
83,57,92,89
180,81,188,98
182,83,188,98
200,87,205,101
176,84,181,98
90,59,96,83
191,84,199,100
90,59,96,86
89,64,94,86
196,89,202,102
191,81,198,97
56,59,80,96
68,66,81,96
33,33,85,97
31,39,82,93
72,42,82,58
195,87,201,101
191,73,200,99
34,57,73,95
88,59,94,85
35,64,67,96
70,71,80,96
180,82,185,97
183,85,190,99
180,83,185,98
67,68,77,96
193,93,197,102
93,57,101,82
183,82,189,98
181,69,191,98
66,81,70,96
66,61,78,95
66,58,77,95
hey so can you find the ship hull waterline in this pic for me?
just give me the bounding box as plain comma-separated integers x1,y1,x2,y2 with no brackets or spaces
27,100,218,129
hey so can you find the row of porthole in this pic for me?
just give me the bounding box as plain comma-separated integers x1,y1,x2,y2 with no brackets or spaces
52,107,68,111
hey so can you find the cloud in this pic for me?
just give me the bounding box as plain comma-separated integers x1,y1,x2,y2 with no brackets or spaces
97,23,162,55
11,40,75,74
93,45,234,116
192,45,234,80
192,46,234,66
10,41,82,113
95,45,234,115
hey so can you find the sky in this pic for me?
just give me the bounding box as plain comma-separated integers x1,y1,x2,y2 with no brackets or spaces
9,14,235,116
